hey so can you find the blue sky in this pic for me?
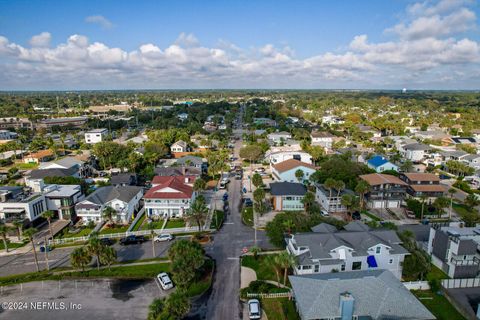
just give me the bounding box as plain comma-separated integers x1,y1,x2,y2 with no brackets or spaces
0,0,479,90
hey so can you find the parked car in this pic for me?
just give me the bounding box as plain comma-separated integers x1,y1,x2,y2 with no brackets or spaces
219,181,227,189
154,234,174,242
235,170,243,180
243,198,253,207
320,209,329,216
119,235,146,245
157,272,174,290
100,238,114,246
254,167,265,173
248,299,262,319
223,193,229,201
39,245,52,252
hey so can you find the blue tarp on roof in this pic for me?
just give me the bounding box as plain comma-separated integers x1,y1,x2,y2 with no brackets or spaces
367,155,389,168
367,255,378,268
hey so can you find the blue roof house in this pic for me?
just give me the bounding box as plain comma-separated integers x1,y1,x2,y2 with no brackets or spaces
367,155,398,173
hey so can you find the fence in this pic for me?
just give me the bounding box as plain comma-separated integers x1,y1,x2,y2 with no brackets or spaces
403,281,430,290
441,278,480,289
246,292,292,299
48,226,211,246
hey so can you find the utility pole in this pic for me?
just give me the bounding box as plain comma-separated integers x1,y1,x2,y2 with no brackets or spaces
43,236,49,271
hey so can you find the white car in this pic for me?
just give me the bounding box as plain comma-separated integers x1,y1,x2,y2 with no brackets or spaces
248,299,261,319
154,234,174,242
320,209,329,217
157,272,174,290
254,167,265,173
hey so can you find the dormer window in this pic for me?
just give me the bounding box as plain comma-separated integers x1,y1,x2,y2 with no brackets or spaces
376,246,381,254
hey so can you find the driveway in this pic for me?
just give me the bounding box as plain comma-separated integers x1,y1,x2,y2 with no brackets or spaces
0,279,167,320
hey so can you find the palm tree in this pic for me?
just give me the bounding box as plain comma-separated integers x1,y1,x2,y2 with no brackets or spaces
42,211,55,240
185,197,208,233
24,228,40,272
99,246,117,270
448,188,456,220
12,220,23,241
419,194,428,220
70,246,92,271
147,222,156,258
265,254,282,286
465,194,480,211
87,235,104,271
164,291,191,319
282,219,295,235
276,252,296,285
295,169,305,183
301,191,316,213
102,206,117,226
0,224,10,252
334,180,346,198
355,180,370,210
324,178,336,199
249,245,261,260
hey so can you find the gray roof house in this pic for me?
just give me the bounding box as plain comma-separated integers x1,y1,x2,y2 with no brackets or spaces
110,173,137,186
154,166,201,177
270,182,307,211
175,155,207,172
286,221,409,279
75,186,143,223
289,270,435,320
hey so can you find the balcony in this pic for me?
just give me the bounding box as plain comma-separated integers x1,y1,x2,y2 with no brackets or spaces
450,256,480,266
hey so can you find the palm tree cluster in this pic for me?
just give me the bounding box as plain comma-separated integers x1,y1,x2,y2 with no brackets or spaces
70,233,117,271
265,251,297,286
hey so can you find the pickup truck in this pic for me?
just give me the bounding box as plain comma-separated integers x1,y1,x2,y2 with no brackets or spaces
119,235,146,245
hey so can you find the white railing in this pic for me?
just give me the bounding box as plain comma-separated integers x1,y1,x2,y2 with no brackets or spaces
442,278,480,289
246,292,292,299
48,226,212,246
403,281,430,290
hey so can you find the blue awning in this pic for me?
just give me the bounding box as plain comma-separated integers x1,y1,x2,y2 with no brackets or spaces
367,255,378,268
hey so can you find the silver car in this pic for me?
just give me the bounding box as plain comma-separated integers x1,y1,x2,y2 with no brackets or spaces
157,272,174,290
248,299,261,319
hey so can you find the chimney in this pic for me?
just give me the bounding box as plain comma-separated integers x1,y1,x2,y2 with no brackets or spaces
182,166,186,175
339,292,354,320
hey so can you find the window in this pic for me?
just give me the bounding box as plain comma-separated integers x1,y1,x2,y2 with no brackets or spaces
389,259,393,264
376,246,381,254
352,262,362,270
341,264,346,271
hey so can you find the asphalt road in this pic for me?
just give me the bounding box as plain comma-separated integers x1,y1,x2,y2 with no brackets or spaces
0,240,175,277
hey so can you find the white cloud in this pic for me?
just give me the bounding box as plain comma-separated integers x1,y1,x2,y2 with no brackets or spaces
85,15,113,29
0,0,479,89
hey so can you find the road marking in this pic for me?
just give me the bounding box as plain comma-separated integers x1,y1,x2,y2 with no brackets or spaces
227,257,240,260
224,222,235,225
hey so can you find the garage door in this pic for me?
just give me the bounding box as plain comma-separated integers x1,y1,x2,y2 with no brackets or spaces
388,200,399,208
373,201,383,208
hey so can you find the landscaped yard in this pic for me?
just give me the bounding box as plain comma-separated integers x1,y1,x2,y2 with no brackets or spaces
242,254,284,283
262,298,300,320
58,227,93,238
186,259,214,297
0,241,26,250
130,213,146,231
99,225,129,235
242,207,253,226
165,219,186,229
426,265,449,282
140,220,165,230
14,162,38,170
362,210,382,221
413,290,465,320
210,210,225,229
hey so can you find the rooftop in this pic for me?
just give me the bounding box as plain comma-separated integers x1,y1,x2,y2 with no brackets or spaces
272,159,317,173
359,173,407,186
270,182,307,196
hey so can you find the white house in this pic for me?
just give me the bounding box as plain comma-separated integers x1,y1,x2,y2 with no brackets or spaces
43,184,84,220
144,176,196,218
75,186,143,223
267,131,292,143
266,150,313,165
0,130,18,140
0,186,47,223
177,113,189,121
315,184,353,213
286,221,408,279
85,128,108,144
170,140,188,153
367,155,399,173
310,130,335,150
400,143,432,162
463,154,480,169
271,159,317,183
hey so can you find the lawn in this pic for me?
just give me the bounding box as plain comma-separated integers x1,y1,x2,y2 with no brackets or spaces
242,207,254,226
413,290,465,320
99,225,129,235
130,213,146,231
0,262,171,287
362,210,382,221
0,241,26,250
59,227,93,238
141,220,165,230
15,162,38,170
242,254,284,283
164,219,186,229
210,210,225,229
262,298,300,320
426,265,449,282
186,259,214,297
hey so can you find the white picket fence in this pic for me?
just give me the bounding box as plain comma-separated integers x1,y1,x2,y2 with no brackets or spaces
403,281,430,290
48,226,211,246
442,278,480,289
246,292,292,299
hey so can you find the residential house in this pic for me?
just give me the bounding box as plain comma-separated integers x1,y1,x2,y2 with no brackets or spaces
0,130,18,140
177,113,188,121
0,117,33,130
266,150,313,165
271,159,317,183
38,156,91,178
25,168,79,187
367,155,399,172
24,150,54,164
315,184,354,213
37,116,88,129
144,176,196,218
321,115,344,126
359,173,407,208
356,124,381,138
428,224,480,278
267,131,292,143
414,130,452,144
401,142,432,162
85,128,108,144
43,184,84,220
170,140,189,153
286,221,409,279
289,270,434,320
310,130,335,150
110,173,138,187
463,154,480,170
154,166,202,177
75,186,143,223
399,173,445,203
253,117,277,127
175,155,207,173
0,186,46,224
452,137,477,145
270,182,306,211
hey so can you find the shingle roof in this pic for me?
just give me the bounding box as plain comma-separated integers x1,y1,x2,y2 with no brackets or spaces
360,173,407,186
403,173,440,182
154,166,201,176
175,155,204,166
28,167,77,179
311,223,338,233
290,270,434,320
311,130,335,138
403,143,431,151
272,159,317,173
410,184,446,193
82,186,142,205
270,182,307,196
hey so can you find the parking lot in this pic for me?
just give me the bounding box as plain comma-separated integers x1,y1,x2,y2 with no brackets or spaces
0,279,167,320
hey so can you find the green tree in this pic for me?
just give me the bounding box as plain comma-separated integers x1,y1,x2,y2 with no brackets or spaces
400,160,413,173
433,196,449,218
464,194,480,210
448,188,456,219
147,222,157,258
249,245,261,260
239,145,263,163
164,291,191,320
24,228,40,272
193,177,206,192
147,298,165,320
12,220,23,241
87,235,105,271
70,246,92,271
295,169,305,183
301,191,316,213
168,239,205,289
276,251,296,285
251,173,263,189
265,254,282,286
185,197,208,233
99,245,117,270
42,210,55,240
102,206,117,226
355,180,370,210
0,224,10,252
282,219,295,235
